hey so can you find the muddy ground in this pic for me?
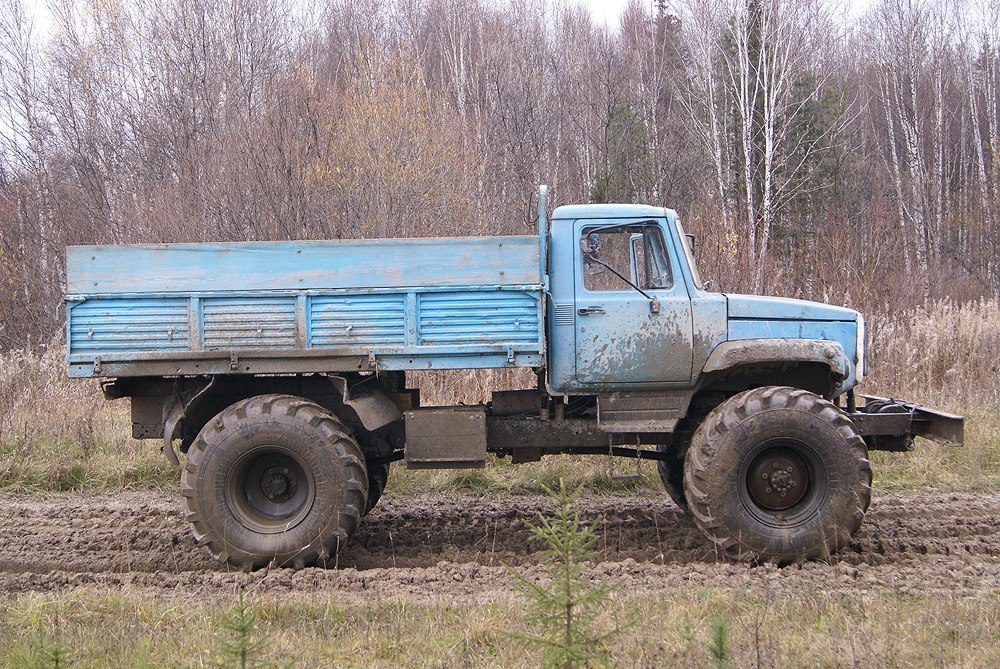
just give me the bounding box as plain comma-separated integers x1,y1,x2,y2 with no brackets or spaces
0,491,997,604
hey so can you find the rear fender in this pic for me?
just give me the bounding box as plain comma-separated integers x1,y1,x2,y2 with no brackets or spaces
325,375,403,431
159,374,403,464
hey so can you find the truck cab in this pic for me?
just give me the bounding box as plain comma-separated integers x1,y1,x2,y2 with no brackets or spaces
547,205,715,391
545,204,864,432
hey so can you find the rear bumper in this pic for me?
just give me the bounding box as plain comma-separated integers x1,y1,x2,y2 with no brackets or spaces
848,395,964,451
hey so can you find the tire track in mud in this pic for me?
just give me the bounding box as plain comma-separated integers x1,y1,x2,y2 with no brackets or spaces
0,491,997,602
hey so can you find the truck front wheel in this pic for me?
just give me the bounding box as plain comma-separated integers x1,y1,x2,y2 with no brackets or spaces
656,445,688,511
180,394,368,569
683,386,871,563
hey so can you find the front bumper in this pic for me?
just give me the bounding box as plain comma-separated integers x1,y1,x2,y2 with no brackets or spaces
848,395,964,451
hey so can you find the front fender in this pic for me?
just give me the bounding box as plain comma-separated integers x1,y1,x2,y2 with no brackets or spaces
703,339,850,380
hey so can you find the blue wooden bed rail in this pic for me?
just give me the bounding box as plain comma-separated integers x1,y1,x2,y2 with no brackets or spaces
65,236,545,378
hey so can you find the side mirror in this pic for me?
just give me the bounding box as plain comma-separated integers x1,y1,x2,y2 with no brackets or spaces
581,234,605,275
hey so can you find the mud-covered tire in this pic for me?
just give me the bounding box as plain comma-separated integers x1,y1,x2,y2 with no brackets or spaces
180,394,368,569
684,386,871,563
656,445,688,511
365,463,389,514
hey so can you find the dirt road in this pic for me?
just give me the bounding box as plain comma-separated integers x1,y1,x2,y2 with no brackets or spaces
0,491,997,603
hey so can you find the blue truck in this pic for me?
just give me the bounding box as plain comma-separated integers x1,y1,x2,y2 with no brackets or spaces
65,187,962,567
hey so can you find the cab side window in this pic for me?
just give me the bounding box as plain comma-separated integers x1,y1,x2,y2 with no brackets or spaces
581,225,672,292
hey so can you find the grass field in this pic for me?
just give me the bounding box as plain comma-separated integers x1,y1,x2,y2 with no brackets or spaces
1,587,997,668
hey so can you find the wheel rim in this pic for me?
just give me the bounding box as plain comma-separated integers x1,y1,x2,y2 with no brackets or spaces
747,447,810,510
226,447,316,534
738,438,826,526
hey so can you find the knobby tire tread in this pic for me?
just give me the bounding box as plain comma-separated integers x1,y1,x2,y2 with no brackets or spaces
683,386,872,563
180,394,368,569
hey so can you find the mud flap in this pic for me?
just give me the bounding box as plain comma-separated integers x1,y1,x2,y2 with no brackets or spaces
404,407,487,469
326,375,403,431
161,400,184,466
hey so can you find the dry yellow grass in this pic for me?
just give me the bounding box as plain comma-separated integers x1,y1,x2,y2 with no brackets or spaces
1,588,997,667
867,298,1000,409
0,339,172,491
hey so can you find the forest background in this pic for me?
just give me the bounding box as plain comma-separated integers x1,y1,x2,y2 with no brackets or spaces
1,0,999,456
2,0,999,351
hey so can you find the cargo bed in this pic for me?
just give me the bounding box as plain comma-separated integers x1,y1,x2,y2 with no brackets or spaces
65,236,545,378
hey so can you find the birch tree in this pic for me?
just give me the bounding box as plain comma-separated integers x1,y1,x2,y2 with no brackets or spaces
679,0,847,292
956,0,1000,292
0,0,63,347
866,0,959,295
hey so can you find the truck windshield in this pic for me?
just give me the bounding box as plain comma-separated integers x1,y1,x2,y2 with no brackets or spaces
676,219,705,290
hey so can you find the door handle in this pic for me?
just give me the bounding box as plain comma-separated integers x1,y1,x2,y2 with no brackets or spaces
578,306,606,315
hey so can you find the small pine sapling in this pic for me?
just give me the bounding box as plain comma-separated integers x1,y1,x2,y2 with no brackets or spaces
508,478,622,668
708,615,731,669
25,622,70,669
213,590,291,669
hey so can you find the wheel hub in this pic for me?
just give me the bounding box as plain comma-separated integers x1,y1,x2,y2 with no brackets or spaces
227,449,314,533
260,467,296,502
747,448,810,511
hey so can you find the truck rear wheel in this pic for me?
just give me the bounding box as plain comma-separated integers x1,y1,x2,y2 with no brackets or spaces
180,394,368,569
683,386,871,563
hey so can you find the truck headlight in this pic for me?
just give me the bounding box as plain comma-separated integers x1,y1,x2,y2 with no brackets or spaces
855,314,866,383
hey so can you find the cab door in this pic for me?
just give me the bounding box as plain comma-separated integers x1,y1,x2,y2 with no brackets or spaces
573,219,693,386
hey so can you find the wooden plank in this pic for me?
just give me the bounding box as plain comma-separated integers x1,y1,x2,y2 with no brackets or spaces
67,236,540,294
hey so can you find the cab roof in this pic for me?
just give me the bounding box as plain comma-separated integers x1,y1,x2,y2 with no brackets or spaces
551,203,675,220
